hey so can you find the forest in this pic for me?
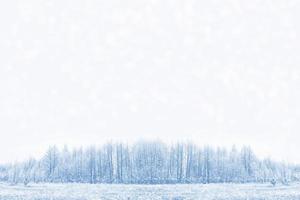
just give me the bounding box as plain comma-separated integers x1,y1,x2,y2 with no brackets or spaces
0,141,298,185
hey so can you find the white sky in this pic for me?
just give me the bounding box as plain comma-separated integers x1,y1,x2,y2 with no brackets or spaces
0,0,300,164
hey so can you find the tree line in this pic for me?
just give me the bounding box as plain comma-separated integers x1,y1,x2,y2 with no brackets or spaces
0,141,298,185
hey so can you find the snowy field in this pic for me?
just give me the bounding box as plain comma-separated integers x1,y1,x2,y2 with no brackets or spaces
0,183,300,200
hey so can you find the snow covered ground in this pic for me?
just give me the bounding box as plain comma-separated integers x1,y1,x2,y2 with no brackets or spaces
0,182,300,200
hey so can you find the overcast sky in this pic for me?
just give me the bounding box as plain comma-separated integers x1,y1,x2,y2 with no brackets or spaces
0,0,300,164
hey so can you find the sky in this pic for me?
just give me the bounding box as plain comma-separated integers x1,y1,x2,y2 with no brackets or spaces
0,0,300,164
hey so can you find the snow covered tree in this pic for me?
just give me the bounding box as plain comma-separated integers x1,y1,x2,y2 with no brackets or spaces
43,146,59,182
